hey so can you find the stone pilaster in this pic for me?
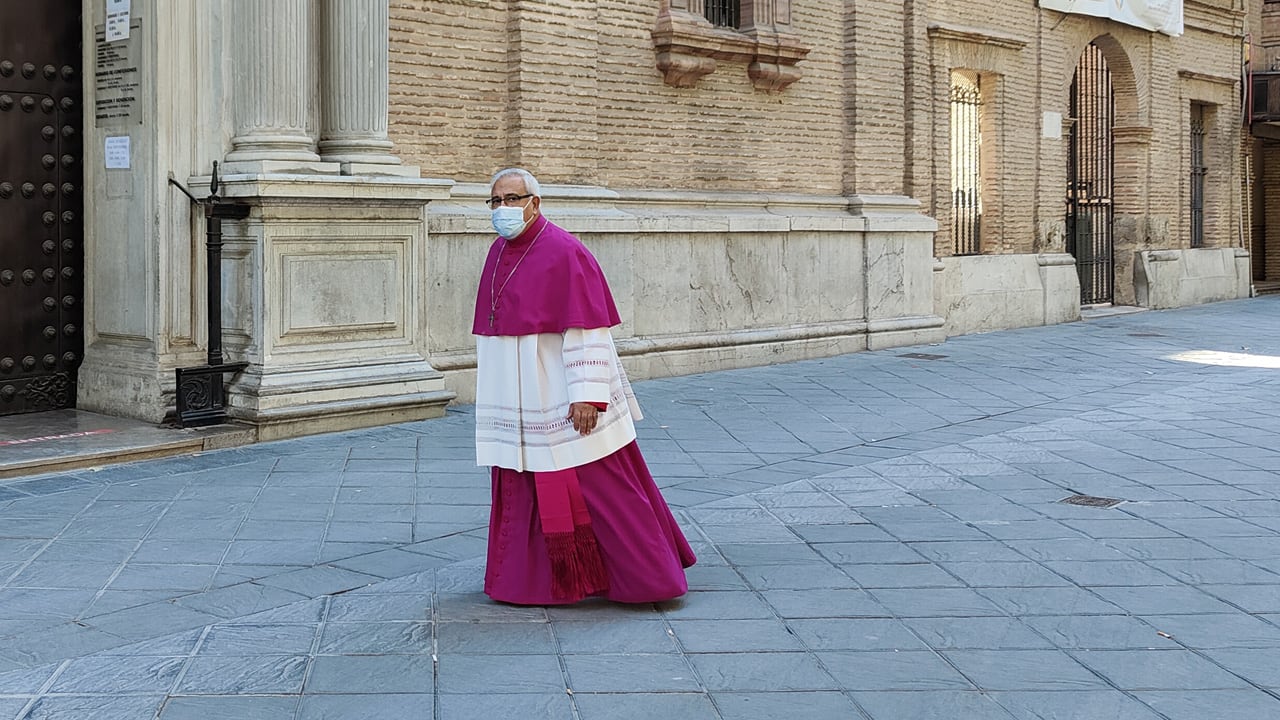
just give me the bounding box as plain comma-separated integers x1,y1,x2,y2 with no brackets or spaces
319,0,417,176
224,0,336,174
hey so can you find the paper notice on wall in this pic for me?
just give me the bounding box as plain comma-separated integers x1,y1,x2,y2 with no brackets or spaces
1042,111,1063,139
105,135,130,169
106,0,131,42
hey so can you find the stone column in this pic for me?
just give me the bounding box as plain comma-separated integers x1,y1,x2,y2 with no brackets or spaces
319,0,417,176
224,0,335,174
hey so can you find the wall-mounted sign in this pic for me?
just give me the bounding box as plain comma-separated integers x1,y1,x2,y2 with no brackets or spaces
94,20,141,126
1040,0,1183,37
106,0,130,42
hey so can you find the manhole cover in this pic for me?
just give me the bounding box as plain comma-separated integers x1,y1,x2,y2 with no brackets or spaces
1060,494,1123,508
899,353,948,361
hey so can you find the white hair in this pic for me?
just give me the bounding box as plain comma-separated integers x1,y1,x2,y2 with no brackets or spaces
490,167,541,197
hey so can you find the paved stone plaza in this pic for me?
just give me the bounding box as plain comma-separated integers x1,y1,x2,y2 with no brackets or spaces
1,296,1279,719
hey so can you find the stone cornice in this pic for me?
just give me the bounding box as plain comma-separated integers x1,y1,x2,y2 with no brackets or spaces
1178,69,1238,86
188,174,453,203
1113,125,1154,144
926,23,1029,51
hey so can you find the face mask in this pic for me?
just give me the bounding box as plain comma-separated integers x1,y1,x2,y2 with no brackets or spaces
491,206,529,239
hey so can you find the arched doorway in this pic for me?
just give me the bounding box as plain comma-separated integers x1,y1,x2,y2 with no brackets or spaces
0,2,84,415
1067,41,1114,305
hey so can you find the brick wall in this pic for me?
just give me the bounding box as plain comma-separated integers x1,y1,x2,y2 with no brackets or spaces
389,0,1250,273
391,0,848,192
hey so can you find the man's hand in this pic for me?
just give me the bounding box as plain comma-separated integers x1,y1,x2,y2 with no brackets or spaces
568,402,599,435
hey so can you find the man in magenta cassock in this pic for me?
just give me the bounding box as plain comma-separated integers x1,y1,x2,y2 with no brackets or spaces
473,167,696,605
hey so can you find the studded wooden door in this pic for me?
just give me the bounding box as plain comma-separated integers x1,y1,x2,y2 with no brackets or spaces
0,2,83,415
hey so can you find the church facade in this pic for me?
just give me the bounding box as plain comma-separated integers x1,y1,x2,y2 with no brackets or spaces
0,0,1266,437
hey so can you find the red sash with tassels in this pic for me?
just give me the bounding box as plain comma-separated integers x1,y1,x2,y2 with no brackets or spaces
533,468,610,601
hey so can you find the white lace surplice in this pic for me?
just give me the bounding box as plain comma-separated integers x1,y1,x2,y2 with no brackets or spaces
475,327,643,472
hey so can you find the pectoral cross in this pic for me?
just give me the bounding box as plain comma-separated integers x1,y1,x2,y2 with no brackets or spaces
489,311,495,327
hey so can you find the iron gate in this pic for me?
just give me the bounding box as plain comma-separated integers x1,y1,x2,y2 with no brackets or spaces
1067,42,1114,305
0,2,83,415
951,72,983,256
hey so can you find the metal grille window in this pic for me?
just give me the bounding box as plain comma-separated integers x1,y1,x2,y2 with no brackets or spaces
950,71,983,255
1190,103,1206,249
704,0,740,28
1067,42,1114,305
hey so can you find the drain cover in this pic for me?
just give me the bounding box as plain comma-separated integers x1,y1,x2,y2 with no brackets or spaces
675,398,712,406
1128,332,1166,338
1060,494,1123,508
899,353,948,361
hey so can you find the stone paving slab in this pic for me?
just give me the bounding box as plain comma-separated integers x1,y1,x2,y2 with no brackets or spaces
1,296,1280,718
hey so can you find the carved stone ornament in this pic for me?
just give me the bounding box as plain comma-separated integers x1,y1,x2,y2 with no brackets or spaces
652,4,810,91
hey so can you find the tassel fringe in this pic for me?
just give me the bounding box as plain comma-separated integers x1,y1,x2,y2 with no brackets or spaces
574,524,610,596
545,526,610,601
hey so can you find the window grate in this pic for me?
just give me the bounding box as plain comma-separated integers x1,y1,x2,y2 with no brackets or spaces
704,0,740,28
950,73,982,256
1190,104,1206,249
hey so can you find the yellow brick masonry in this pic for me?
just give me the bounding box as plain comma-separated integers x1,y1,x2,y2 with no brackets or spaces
389,0,1250,255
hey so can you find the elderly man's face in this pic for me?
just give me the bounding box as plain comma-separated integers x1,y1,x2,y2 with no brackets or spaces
491,175,540,225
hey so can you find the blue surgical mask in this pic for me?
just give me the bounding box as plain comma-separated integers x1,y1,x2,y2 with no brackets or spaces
492,206,528,239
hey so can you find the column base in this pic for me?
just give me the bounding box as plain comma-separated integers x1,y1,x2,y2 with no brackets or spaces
341,162,421,178
76,339,177,423
219,159,343,176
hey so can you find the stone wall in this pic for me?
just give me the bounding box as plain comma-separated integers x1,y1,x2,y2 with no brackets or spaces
424,185,944,402
1134,247,1254,309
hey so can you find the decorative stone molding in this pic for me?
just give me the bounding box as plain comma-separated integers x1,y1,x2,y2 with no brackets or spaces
652,1,810,91
1112,125,1153,145
1177,69,1237,86
926,23,1028,52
